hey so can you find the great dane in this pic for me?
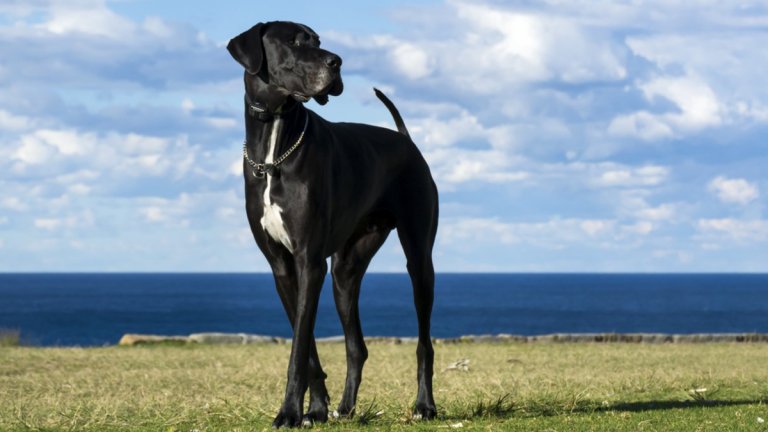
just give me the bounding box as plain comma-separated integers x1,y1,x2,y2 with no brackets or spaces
227,21,439,428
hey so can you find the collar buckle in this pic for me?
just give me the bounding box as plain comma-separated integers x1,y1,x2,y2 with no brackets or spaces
253,163,275,178
245,94,277,122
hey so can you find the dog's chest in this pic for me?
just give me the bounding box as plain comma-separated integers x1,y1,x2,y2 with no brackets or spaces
259,119,294,253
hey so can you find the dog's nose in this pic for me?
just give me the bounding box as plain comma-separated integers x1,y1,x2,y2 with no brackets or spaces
324,54,342,69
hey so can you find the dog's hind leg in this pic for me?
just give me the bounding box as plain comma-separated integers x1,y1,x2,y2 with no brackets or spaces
395,179,438,420
266,250,330,425
331,226,391,417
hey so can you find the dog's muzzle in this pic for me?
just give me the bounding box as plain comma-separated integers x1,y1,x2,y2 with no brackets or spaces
305,54,343,105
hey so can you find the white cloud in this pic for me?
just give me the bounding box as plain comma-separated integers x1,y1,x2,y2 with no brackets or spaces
450,1,626,85
440,217,619,249
3,0,768,272
625,29,768,129
440,218,519,245
181,98,195,113
637,203,676,221
627,32,768,100
141,207,169,223
12,136,48,164
331,0,627,94
68,183,91,195
651,249,691,264
410,110,486,148
11,128,196,178
698,218,768,241
139,193,192,224
623,221,654,235
204,117,238,129
0,109,33,130
42,0,135,38
391,42,433,80
33,210,94,231
607,110,674,140
642,74,722,130
611,191,682,236
215,207,237,220
0,1,55,17
581,220,614,236
230,158,243,177
136,191,241,228
142,16,173,39
425,147,528,186
592,165,668,188
609,73,722,140
0,0,223,95
1,197,27,211
708,176,759,205
399,106,529,186
54,169,100,185
34,218,62,230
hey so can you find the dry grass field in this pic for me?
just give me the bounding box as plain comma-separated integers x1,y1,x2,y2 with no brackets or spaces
2,342,768,431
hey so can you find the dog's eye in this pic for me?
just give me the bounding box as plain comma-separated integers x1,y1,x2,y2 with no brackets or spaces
293,33,312,47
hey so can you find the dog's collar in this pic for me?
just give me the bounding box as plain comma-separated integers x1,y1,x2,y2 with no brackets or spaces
244,94,277,121
245,93,299,122
243,112,309,178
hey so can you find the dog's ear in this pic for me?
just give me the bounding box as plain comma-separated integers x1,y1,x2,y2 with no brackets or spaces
227,23,265,75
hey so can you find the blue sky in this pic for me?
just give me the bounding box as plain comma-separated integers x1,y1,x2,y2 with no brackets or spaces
0,0,766,272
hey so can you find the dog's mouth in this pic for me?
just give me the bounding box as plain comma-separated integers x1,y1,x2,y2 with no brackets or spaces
291,74,343,106
292,93,312,103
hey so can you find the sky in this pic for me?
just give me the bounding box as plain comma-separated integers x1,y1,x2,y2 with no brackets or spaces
0,0,767,272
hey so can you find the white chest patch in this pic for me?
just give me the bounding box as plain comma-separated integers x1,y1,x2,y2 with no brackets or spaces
259,118,294,253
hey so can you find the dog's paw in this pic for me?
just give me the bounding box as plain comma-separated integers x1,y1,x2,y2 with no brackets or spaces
302,408,328,425
272,408,302,429
413,403,437,421
334,403,355,419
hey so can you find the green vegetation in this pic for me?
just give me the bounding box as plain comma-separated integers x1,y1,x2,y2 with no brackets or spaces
1,343,767,431
0,329,19,347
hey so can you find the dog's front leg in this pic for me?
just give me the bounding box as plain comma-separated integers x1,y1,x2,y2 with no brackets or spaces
273,256,327,429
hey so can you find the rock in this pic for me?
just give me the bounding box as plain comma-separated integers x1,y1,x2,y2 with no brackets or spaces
117,332,768,346
118,334,188,346
366,336,405,344
469,334,498,343
634,333,673,343
496,333,527,343
188,332,279,345
242,334,281,344
188,333,246,344
316,335,345,343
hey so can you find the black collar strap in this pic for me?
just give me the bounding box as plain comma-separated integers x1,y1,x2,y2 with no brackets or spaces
244,93,300,122
244,94,278,122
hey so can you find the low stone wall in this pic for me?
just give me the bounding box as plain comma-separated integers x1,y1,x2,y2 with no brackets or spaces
118,332,768,346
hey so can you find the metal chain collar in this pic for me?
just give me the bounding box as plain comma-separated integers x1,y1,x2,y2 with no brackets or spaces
243,113,309,178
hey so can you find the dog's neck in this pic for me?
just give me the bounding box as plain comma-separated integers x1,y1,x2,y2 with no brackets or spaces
245,92,300,122
244,92,307,169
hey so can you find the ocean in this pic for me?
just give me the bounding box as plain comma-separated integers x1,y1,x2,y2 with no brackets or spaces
1,273,766,346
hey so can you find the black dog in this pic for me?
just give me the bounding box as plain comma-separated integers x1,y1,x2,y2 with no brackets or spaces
227,21,439,428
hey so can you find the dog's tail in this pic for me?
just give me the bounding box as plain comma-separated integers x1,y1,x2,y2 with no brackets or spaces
374,88,410,138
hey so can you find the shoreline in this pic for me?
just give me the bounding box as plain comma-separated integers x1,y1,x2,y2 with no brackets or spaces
117,332,768,346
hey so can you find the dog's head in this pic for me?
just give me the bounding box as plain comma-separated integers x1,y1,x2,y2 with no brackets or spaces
227,21,343,106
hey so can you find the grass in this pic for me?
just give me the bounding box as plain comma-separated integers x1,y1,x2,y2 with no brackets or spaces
0,329,20,347
1,342,768,431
